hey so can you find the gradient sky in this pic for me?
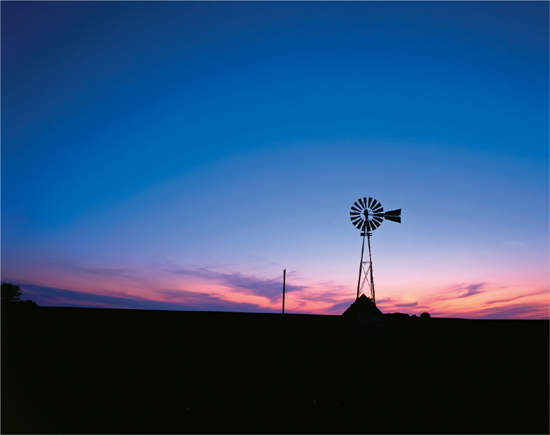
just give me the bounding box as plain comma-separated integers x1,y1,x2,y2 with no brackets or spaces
2,1,548,319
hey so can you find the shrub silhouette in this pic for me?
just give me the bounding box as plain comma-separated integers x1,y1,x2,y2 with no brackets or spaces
2,282,22,304
1,283,37,308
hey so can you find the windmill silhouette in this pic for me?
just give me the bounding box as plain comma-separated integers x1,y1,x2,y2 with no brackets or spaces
350,197,401,304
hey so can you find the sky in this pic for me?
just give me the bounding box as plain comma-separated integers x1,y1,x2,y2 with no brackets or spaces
2,1,548,319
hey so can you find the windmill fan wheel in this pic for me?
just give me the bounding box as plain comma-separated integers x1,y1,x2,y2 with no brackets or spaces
350,197,384,232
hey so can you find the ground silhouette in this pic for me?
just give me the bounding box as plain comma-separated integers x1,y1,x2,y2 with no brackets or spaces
2,306,548,433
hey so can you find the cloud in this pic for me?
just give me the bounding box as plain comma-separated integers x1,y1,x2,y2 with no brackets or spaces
469,302,549,320
151,287,267,312
75,267,136,278
485,287,549,305
430,282,488,303
42,261,144,283
456,283,487,298
164,266,309,302
395,302,419,308
15,283,265,312
18,283,193,310
68,265,150,284
328,300,353,314
305,282,351,302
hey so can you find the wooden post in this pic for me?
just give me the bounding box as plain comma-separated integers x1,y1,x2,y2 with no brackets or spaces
282,269,286,314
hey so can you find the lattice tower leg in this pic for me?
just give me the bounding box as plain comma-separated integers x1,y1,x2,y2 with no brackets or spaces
367,231,375,304
358,260,372,299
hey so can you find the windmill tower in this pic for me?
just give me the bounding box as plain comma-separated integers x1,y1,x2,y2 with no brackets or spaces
350,197,401,304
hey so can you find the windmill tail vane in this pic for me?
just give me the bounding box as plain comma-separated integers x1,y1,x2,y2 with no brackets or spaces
350,197,401,304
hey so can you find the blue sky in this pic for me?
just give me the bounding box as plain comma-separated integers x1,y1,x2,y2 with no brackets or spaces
2,1,548,318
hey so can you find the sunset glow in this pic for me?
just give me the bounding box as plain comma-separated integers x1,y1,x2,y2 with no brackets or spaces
2,2,548,319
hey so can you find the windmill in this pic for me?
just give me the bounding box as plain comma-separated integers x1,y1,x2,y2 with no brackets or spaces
350,197,401,304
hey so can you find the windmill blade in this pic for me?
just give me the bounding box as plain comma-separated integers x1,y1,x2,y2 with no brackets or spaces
350,211,361,217
352,202,362,211
385,209,401,217
351,217,363,228
372,216,383,226
351,215,362,224
367,197,374,208
384,215,401,223
368,219,373,230
354,221,364,229
369,198,377,209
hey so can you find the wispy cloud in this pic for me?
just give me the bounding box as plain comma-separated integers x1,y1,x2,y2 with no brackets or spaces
163,266,309,302
151,287,266,312
39,260,145,284
16,283,265,312
456,283,487,298
328,300,353,314
395,302,419,308
468,302,549,320
18,283,191,310
484,287,549,305
305,282,351,303
430,282,488,302
75,267,138,279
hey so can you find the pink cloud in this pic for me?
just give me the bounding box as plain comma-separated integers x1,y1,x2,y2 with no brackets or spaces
464,302,549,320
163,265,310,302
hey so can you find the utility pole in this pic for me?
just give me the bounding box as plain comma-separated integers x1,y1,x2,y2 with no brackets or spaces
282,269,286,314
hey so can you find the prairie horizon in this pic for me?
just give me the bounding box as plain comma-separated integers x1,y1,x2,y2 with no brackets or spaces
3,305,548,433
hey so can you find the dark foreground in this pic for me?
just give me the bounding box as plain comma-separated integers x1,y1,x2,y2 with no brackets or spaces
2,306,549,433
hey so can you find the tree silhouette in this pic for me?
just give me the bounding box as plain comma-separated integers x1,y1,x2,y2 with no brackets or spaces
2,283,38,311
2,283,22,304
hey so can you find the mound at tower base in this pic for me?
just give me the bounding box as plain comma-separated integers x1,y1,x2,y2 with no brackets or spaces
342,294,383,316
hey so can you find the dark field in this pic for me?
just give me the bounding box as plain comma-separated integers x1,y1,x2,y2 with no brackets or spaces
2,306,548,433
